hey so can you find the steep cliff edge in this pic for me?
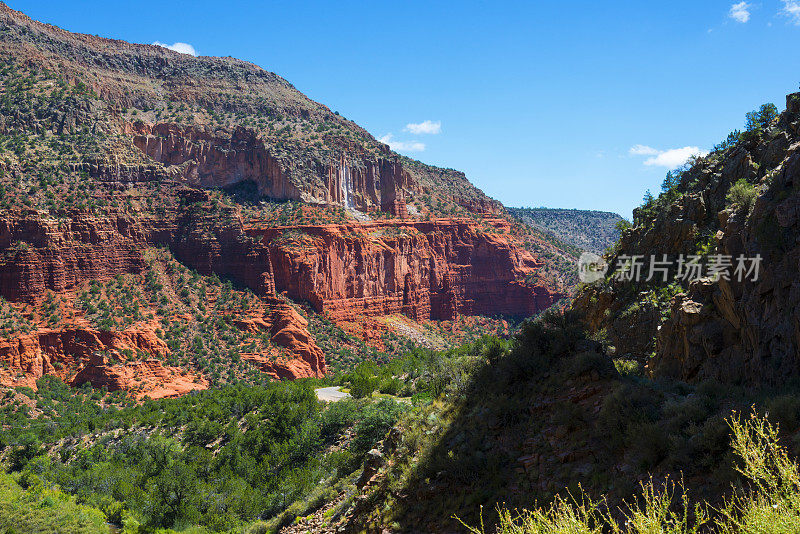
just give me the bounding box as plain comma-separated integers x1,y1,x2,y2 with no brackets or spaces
0,246,329,393
0,197,558,317
126,121,413,216
575,94,800,385
251,218,558,322
0,3,563,393
0,1,420,217
0,197,557,388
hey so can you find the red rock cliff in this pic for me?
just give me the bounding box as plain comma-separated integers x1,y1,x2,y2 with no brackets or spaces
0,207,560,320
128,122,412,216
0,325,207,399
0,2,563,394
254,218,559,321
0,211,147,303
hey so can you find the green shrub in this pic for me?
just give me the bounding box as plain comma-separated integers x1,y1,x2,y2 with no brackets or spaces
713,129,742,152
350,399,408,456
8,433,41,471
564,351,615,379
347,362,381,399
379,377,402,395
246,521,270,534
0,473,108,534
613,358,641,377
745,103,779,133
597,384,662,450
726,178,757,213
501,311,582,386
320,398,361,439
696,232,717,258
350,373,380,399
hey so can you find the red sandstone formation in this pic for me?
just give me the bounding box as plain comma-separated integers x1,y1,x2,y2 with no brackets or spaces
234,299,326,379
0,209,559,319
0,212,147,303
0,200,560,389
257,218,559,322
127,122,412,216
128,122,301,200
0,2,564,394
0,325,206,399
72,358,208,400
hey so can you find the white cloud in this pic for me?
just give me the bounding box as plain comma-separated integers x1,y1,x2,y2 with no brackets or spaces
153,41,197,56
629,144,660,156
404,120,441,135
729,2,751,23
378,133,425,152
781,0,800,24
630,145,708,168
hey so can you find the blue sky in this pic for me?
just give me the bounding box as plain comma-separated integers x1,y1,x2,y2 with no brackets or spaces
12,1,800,217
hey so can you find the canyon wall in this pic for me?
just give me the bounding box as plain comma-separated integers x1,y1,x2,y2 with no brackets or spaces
0,212,148,303
0,201,559,386
128,122,412,216
255,219,557,321
575,93,800,386
0,2,562,393
0,209,558,319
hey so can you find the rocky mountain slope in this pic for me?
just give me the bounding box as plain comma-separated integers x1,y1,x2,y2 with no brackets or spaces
509,207,626,254
575,96,800,386
0,2,566,394
0,1,501,217
306,95,800,534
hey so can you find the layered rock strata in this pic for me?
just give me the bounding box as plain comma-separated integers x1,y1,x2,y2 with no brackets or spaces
0,325,207,398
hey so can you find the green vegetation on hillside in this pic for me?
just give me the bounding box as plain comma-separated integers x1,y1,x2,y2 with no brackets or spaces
344,310,800,532
0,339,503,532
0,472,107,534
634,101,778,237
6,8,800,534
509,207,626,254
7,307,800,533
573,98,791,370
1,375,409,532
466,412,800,533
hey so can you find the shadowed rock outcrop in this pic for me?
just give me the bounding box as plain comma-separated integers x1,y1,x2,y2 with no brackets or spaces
576,93,800,385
